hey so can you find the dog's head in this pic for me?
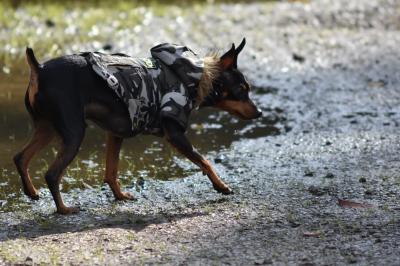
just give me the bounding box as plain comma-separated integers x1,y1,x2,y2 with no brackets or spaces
200,38,262,120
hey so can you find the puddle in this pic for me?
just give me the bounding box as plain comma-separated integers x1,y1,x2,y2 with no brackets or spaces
0,65,284,212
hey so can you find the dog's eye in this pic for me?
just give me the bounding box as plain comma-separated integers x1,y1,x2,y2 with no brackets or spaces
233,86,248,100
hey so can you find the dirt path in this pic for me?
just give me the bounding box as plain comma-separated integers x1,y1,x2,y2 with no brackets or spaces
1,0,400,265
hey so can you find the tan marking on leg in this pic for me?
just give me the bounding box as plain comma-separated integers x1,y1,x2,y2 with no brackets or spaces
200,158,232,194
104,133,134,200
163,122,232,194
14,122,54,199
169,139,232,194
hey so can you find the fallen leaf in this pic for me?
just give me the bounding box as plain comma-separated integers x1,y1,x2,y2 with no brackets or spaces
338,199,374,208
367,81,385,88
303,231,320,237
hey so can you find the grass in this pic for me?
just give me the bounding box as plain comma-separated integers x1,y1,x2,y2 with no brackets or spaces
0,1,148,64
0,0,205,66
0,0,279,67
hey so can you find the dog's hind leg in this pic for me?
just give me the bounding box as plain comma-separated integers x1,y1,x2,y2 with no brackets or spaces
14,121,55,200
44,115,86,214
104,133,134,200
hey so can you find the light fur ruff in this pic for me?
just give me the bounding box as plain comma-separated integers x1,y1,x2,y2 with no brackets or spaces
196,54,220,106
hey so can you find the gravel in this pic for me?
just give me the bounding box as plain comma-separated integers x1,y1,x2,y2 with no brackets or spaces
1,0,400,265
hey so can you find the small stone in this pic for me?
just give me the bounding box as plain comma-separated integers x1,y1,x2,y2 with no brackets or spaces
325,141,332,146
285,126,293,132
359,177,367,183
103,43,113,50
308,185,326,196
365,189,374,195
292,53,305,63
304,171,314,177
254,258,272,265
324,173,335,179
290,221,301,228
214,155,226,163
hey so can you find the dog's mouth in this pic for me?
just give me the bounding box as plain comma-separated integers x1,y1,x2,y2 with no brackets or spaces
230,110,262,120
233,111,248,120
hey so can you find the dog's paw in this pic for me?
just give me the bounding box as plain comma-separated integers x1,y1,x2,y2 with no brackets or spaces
26,191,40,200
57,206,80,215
213,184,234,195
22,187,40,200
115,192,135,201
30,194,40,200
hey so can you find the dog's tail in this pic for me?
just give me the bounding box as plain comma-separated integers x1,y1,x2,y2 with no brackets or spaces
26,47,40,71
26,47,41,109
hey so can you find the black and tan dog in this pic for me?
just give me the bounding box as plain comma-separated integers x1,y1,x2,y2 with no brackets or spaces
14,38,262,214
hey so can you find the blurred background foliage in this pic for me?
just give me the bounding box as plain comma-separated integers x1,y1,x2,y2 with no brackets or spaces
4,0,268,7
0,0,310,71
0,0,281,70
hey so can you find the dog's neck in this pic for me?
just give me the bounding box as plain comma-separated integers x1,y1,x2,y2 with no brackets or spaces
196,55,220,106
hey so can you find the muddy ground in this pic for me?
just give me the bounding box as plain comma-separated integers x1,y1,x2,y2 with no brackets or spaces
1,0,400,265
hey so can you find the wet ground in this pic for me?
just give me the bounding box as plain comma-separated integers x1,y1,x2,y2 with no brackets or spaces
1,0,400,265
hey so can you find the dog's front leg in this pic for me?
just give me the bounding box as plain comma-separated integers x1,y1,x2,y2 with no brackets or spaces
104,133,135,200
162,119,232,194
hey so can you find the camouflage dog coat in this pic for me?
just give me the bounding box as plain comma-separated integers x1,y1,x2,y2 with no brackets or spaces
85,43,205,135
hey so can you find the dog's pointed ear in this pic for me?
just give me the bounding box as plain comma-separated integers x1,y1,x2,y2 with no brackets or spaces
220,43,236,70
233,38,246,68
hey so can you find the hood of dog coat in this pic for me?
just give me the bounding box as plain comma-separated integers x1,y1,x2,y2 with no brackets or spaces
150,43,204,100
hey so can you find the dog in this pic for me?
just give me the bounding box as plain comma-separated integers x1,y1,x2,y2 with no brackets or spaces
13,38,262,214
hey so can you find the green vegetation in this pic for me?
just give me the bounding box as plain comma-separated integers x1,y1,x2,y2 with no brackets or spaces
0,0,275,67
0,0,204,66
